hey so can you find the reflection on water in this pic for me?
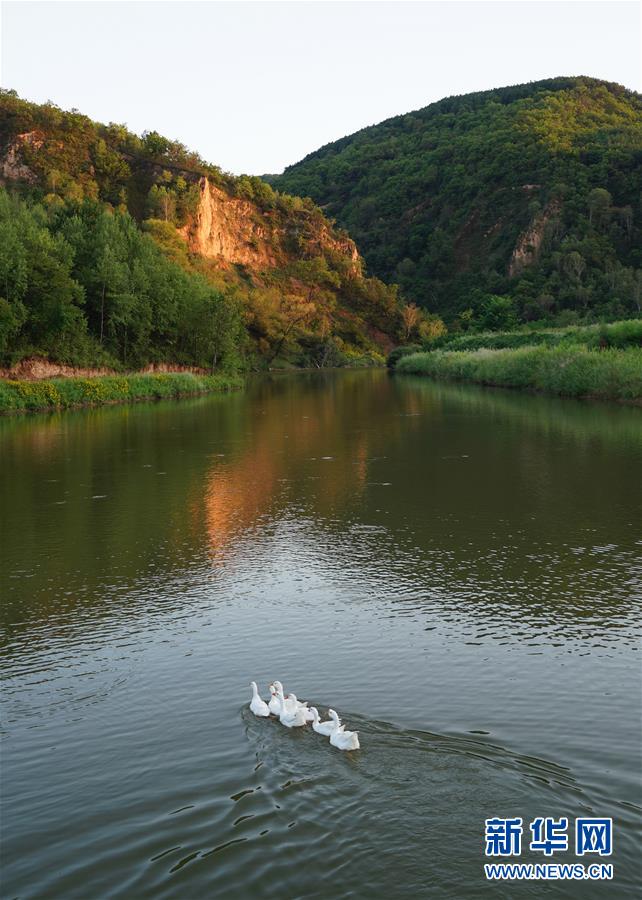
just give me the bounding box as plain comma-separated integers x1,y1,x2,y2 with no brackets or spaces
1,371,641,898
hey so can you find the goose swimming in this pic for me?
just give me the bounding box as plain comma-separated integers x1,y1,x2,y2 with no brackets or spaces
328,709,360,750
295,697,314,723
273,681,313,721
249,681,270,717
274,684,297,716
277,691,308,728
268,683,282,716
310,707,338,736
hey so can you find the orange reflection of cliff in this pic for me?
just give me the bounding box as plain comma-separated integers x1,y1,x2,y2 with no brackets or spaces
200,374,427,560
203,458,277,561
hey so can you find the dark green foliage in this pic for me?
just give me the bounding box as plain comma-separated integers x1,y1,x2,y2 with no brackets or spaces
0,371,243,413
270,78,642,324
476,295,519,331
588,319,642,349
0,188,244,370
386,344,422,368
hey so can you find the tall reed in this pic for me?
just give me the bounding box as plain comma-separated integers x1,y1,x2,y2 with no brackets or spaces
395,346,642,401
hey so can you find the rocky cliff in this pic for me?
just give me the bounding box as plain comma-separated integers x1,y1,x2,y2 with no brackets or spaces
179,177,361,274
508,200,560,277
1,131,40,182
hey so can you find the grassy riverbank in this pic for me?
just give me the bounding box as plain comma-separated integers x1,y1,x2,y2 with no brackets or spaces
395,345,642,402
423,319,642,353
0,372,243,414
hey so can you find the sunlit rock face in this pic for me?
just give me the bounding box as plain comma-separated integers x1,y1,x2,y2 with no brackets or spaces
180,177,362,275
179,178,281,269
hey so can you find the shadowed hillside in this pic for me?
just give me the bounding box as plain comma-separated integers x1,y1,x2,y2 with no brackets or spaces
269,77,642,329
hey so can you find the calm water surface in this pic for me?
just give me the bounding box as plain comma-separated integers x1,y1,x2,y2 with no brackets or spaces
1,371,641,898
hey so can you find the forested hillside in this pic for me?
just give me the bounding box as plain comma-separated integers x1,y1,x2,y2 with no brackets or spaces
270,77,642,329
0,90,410,370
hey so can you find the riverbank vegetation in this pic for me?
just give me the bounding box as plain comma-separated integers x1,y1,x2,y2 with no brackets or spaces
389,319,642,401
387,319,642,360
0,371,242,413
395,344,642,401
416,319,641,354
388,318,641,361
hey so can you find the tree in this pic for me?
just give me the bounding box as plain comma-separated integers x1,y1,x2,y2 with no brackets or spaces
147,184,176,222
478,295,518,331
401,302,421,340
454,308,475,331
94,229,128,344
619,206,633,239
632,269,642,313
22,230,86,352
142,130,171,157
587,188,612,228
418,315,447,341
47,169,62,196
564,251,585,283
0,298,26,355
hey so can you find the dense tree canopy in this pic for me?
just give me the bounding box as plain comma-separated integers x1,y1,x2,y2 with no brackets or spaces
0,90,410,367
0,189,244,369
270,77,642,328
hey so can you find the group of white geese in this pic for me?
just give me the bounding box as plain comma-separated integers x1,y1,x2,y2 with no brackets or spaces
249,680,360,751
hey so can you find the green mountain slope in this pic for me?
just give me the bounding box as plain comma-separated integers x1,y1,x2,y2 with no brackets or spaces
269,77,642,328
0,90,408,371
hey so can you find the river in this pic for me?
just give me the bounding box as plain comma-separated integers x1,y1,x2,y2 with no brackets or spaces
1,370,640,898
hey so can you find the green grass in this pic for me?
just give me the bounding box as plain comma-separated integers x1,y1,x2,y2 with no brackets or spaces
0,372,243,414
422,319,642,354
395,345,642,402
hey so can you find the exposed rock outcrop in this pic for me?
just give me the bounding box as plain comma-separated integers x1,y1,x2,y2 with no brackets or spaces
179,179,280,268
0,357,113,380
0,357,208,381
180,177,361,274
1,132,40,183
508,201,560,277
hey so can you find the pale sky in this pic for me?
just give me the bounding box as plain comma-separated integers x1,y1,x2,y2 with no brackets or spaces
1,1,640,175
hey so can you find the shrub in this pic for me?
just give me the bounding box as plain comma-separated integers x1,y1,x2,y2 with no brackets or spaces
585,320,642,349
386,344,422,368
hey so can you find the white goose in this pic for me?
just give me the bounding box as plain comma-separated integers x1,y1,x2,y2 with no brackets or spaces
273,681,314,722
277,691,308,728
268,683,282,716
249,681,270,717
328,709,360,751
296,698,315,723
310,707,338,736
